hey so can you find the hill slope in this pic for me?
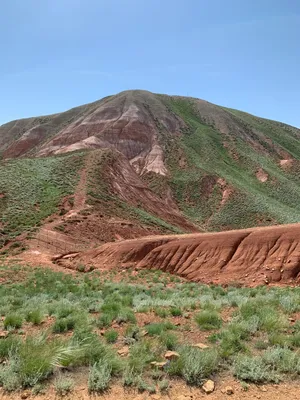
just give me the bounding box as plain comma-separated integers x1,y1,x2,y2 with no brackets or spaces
1,90,300,249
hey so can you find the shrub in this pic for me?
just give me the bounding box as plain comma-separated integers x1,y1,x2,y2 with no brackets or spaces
180,346,219,386
218,330,247,358
154,307,169,318
194,311,222,330
52,316,76,333
4,314,23,330
233,355,280,383
128,340,156,373
116,307,136,324
290,333,300,348
88,362,112,393
104,329,118,344
159,331,178,350
170,307,182,317
54,376,74,395
74,334,123,375
137,378,156,394
159,379,170,392
268,333,290,347
97,313,114,328
0,336,20,360
262,347,300,373
25,309,44,325
146,321,175,336
0,358,21,391
122,367,139,387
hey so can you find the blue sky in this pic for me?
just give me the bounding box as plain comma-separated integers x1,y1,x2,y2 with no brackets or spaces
1,0,299,126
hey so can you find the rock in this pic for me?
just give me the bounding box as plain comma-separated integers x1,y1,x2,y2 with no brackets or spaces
192,343,209,350
117,346,129,357
150,361,168,368
151,395,161,400
164,351,180,360
140,329,148,336
174,321,181,326
202,380,215,394
225,386,234,395
0,331,8,338
21,392,30,399
289,317,296,322
261,387,267,392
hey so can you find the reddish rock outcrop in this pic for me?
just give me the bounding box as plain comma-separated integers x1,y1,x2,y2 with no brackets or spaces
57,224,300,285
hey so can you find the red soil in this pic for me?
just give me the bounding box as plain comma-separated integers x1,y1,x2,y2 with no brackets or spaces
56,223,300,286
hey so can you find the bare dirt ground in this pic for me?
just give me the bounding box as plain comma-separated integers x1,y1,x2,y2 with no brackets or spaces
0,378,300,400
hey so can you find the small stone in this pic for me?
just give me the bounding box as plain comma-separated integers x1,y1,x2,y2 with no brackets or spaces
261,387,267,392
289,317,296,322
140,329,148,336
174,321,181,326
151,395,161,400
164,351,180,360
150,361,168,369
21,392,30,399
117,346,129,357
252,278,256,282
0,331,8,338
202,380,215,394
225,386,234,395
192,343,209,350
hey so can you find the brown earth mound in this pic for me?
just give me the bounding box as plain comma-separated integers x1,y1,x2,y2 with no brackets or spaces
56,223,300,285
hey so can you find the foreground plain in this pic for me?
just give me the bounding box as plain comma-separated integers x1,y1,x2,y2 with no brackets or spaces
1,263,300,399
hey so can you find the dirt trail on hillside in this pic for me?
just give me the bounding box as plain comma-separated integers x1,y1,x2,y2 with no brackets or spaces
55,223,300,285
33,154,93,253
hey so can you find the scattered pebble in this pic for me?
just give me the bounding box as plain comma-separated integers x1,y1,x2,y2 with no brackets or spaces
202,379,215,394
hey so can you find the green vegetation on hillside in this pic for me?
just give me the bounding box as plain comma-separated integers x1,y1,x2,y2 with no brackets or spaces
1,265,300,394
0,153,84,246
161,96,300,230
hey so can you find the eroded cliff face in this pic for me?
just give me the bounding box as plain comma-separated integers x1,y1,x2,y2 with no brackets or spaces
1,91,184,177
57,224,300,285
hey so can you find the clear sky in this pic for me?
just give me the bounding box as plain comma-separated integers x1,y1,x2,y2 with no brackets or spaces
1,0,299,127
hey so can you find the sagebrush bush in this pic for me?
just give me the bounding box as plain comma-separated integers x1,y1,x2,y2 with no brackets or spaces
233,354,280,383
54,376,74,395
181,346,219,385
88,362,112,393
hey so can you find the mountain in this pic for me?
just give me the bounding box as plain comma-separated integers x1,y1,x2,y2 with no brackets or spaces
1,90,300,252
